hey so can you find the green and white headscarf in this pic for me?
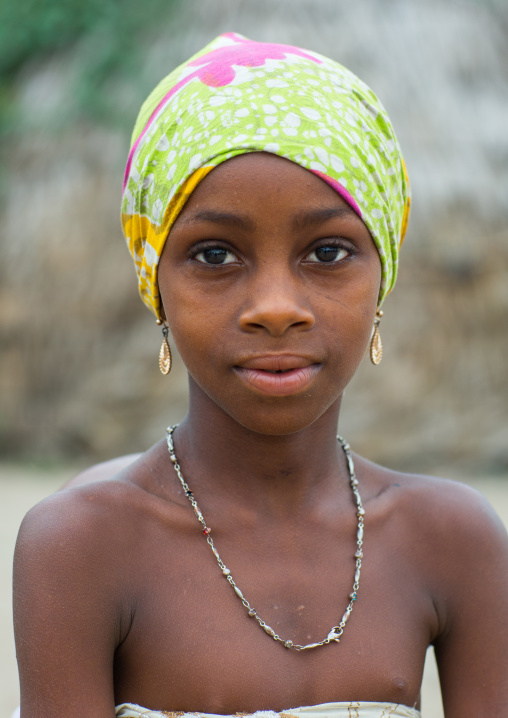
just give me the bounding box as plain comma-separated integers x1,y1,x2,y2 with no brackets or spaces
121,32,411,321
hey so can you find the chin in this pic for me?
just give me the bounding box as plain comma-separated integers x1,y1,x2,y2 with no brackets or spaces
218,395,342,437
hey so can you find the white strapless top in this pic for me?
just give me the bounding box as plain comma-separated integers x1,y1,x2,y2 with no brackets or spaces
115,701,421,718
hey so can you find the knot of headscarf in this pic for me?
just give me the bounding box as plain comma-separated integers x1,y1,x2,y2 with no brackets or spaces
121,32,411,321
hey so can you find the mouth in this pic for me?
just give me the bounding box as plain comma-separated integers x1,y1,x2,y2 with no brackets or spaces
233,355,321,396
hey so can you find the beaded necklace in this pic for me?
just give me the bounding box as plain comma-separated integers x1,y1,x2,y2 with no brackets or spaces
166,425,364,651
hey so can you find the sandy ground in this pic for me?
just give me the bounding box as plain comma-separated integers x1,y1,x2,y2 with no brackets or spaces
1,466,507,716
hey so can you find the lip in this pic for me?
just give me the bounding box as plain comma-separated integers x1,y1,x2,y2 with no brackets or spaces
234,355,321,396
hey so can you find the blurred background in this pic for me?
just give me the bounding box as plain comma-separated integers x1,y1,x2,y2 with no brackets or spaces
1,0,507,473
1,0,507,714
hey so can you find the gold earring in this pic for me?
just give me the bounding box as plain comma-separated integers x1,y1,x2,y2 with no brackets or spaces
370,309,383,366
157,322,172,375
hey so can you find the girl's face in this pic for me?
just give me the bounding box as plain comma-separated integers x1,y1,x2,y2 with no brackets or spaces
158,152,381,435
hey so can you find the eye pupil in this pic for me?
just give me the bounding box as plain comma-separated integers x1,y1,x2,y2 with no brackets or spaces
315,246,339,262
204,248,228,264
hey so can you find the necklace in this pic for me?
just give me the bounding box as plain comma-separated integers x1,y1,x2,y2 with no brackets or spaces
166,424,364,652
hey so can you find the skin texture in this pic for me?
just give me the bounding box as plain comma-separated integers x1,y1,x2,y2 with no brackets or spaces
13,154,508,717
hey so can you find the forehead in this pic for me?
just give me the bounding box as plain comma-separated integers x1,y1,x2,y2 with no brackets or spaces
173,152,363,224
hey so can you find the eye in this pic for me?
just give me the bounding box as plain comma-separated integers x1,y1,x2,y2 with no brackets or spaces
306,244,350,263
194,247,237,265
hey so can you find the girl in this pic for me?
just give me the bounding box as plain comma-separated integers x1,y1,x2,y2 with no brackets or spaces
13,33,508,718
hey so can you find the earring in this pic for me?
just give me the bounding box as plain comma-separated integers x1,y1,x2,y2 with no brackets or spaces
156,320,172,375
370,309,383,366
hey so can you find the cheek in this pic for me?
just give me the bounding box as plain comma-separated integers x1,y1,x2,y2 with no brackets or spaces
352,258,382,339
320,259,380,322
318,269,381,373
160,277,230,368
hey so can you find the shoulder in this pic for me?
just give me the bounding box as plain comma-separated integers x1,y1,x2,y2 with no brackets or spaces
394,469,507,548
358,455,508,582
360,458,508,638
13,442,183,661
15,440,172,578
359,454,506,540
364,459,508,601
13,453,170,653
12,482,137,666
14,479,143,589
391,474,508,708
12,476,155,710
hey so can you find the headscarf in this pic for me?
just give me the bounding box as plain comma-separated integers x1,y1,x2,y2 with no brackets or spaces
121,32,411,321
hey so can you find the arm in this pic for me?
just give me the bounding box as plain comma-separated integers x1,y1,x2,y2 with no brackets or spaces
432,483,508,717
13,487,130,717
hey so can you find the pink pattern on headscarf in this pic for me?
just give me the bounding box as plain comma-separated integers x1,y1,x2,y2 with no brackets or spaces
186,34,321,87
310,169,363,218
123,35,322,190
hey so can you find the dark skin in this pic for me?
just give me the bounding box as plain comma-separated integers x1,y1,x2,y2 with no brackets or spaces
14,154,508,717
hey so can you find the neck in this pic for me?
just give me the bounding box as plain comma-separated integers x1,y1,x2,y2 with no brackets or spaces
171,379,350,517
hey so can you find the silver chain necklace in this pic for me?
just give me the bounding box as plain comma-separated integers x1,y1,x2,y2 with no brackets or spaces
166,424,364,651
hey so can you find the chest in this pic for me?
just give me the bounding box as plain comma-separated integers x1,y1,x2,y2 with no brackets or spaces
112,512,435,712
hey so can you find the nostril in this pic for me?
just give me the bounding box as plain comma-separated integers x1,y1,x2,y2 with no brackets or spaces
238,296,315,336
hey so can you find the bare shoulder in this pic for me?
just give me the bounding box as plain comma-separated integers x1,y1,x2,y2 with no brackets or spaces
13,439,177,677
399,470,508,589
15,440,171,575
12,448,172,714
358,453,507,542
402,469,507,548
15,474,144,594
18,473,140,544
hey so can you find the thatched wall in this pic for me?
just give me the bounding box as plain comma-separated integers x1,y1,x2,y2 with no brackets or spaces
1,0,507,473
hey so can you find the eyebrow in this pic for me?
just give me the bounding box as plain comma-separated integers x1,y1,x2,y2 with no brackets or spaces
291,207,359,228
177,206,358,231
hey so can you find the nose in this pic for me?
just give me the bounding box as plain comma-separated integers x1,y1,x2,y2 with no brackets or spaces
238,274,315,337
